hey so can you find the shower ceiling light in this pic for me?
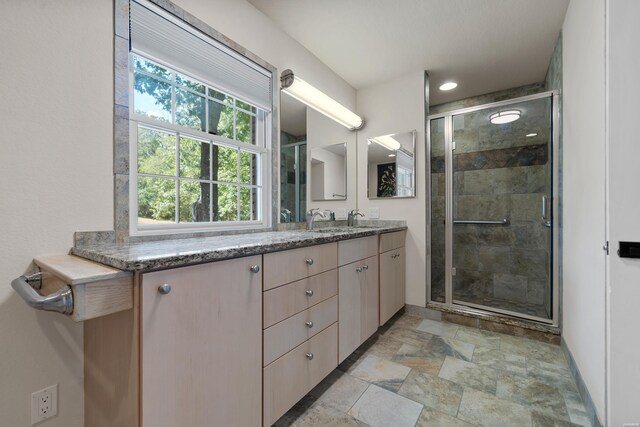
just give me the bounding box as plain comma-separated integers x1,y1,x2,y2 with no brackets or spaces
526,133,538,137
369,135,401,151
490,110,521,125
281,69,364,131
439,81,458,91
388,154,396,157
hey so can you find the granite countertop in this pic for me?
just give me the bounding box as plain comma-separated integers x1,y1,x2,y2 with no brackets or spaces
71,225,407,272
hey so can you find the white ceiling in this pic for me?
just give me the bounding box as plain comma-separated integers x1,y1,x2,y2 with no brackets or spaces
247,0,569,105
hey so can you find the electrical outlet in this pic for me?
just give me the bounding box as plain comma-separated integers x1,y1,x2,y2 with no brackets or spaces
31,385,57,425
335,208,347,220
368,207,380,219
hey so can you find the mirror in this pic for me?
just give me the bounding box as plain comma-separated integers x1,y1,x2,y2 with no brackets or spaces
280,93,307,223
367,130,416,198
310,143,347,201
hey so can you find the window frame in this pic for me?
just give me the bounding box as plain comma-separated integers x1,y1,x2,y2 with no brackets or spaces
128,52,272,236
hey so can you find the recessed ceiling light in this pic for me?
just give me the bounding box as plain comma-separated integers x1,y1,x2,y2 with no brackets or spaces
439,82,458,91
526,133,538,137
490,110,521,125
388,154,396,157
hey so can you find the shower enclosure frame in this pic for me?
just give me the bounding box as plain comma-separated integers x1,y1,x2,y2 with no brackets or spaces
280,141,306,222
426,91,560,326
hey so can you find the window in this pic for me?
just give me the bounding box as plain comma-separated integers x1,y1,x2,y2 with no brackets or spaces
130,54,267,231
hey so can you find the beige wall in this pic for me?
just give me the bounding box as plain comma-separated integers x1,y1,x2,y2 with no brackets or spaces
0,0,114,425
0,0,356,425
356,71,427,306
561,0,607,420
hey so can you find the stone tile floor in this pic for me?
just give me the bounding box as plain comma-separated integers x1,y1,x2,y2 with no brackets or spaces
274,313,591,427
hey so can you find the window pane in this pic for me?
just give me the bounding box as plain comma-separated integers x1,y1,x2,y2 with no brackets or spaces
138,127,176,176
138,176,175,224
212,183,237,221
208,88,233,106
179,137,210,180
179,181,210,223
132,55,171,80
236,109,256,145
133,73,172,122
176,88,206,132
213,145,238,183
240,151,258,185
236,100,256,114
208,99,234,138
176,73,205,94
240,187,258,221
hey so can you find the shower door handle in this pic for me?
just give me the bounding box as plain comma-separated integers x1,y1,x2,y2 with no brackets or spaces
541,196,552,228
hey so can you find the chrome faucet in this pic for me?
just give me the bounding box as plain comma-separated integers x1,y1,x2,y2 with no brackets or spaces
306,208,325,230
280,208,292,223
347,209,364,226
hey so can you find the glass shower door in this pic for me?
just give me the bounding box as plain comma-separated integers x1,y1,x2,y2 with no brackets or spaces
450,96,553,321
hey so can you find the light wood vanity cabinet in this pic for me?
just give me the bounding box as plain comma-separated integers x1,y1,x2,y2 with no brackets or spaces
338,236,379,363
379,231,407,326
140,256,263,427
262,243,339,426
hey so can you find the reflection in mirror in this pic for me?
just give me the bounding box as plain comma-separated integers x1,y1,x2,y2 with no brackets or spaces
367,130,416,198
310,143,347,201
280,93,307,222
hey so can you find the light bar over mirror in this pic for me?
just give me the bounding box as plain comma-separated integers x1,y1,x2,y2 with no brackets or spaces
280,69,364,131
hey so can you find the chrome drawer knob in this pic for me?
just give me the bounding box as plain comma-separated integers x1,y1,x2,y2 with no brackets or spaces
306,289,314,297
249,265,260,273
158,284,172,295
356,267,363,273
306,352,314,360
306,321,314,328
306,258,314,265
363,265,369,270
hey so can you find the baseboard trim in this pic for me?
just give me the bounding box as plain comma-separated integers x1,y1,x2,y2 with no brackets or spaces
560,337,604,427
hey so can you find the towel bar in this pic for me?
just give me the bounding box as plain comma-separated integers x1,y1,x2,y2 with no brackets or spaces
11,272,74,315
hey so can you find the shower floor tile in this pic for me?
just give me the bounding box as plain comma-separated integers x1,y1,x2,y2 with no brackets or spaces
273,312,592,427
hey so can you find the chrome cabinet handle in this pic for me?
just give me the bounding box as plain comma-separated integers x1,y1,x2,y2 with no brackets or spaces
249,265,260,273
306,289,314,297
356,266,363,273
306,352,314,360
306,258,314,265
158,284,172,295
306,321,314,328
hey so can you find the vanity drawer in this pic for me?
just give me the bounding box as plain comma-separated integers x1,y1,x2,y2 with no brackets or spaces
263,243,338,290
379,230,406,253
263,269,337,328
263,323,338,426
264,295,337,366
338,235,378,266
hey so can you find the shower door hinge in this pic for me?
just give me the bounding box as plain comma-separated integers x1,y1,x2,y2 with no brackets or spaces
451,141,456,150
451,267,457,276
603,241,610,255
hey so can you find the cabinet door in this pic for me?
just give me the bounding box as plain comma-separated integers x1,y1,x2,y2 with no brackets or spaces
338,255,379,363
380,247,405,326
338,261,361,363
140,256,262,427
360,255,379,342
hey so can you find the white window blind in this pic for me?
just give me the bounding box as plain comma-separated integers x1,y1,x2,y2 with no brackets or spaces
130,0,273,112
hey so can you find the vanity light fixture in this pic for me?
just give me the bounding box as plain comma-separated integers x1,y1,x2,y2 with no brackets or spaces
526,132,538,137
369,135,401,151
281,69,364,131
489,110,521,125
439,81,458,91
